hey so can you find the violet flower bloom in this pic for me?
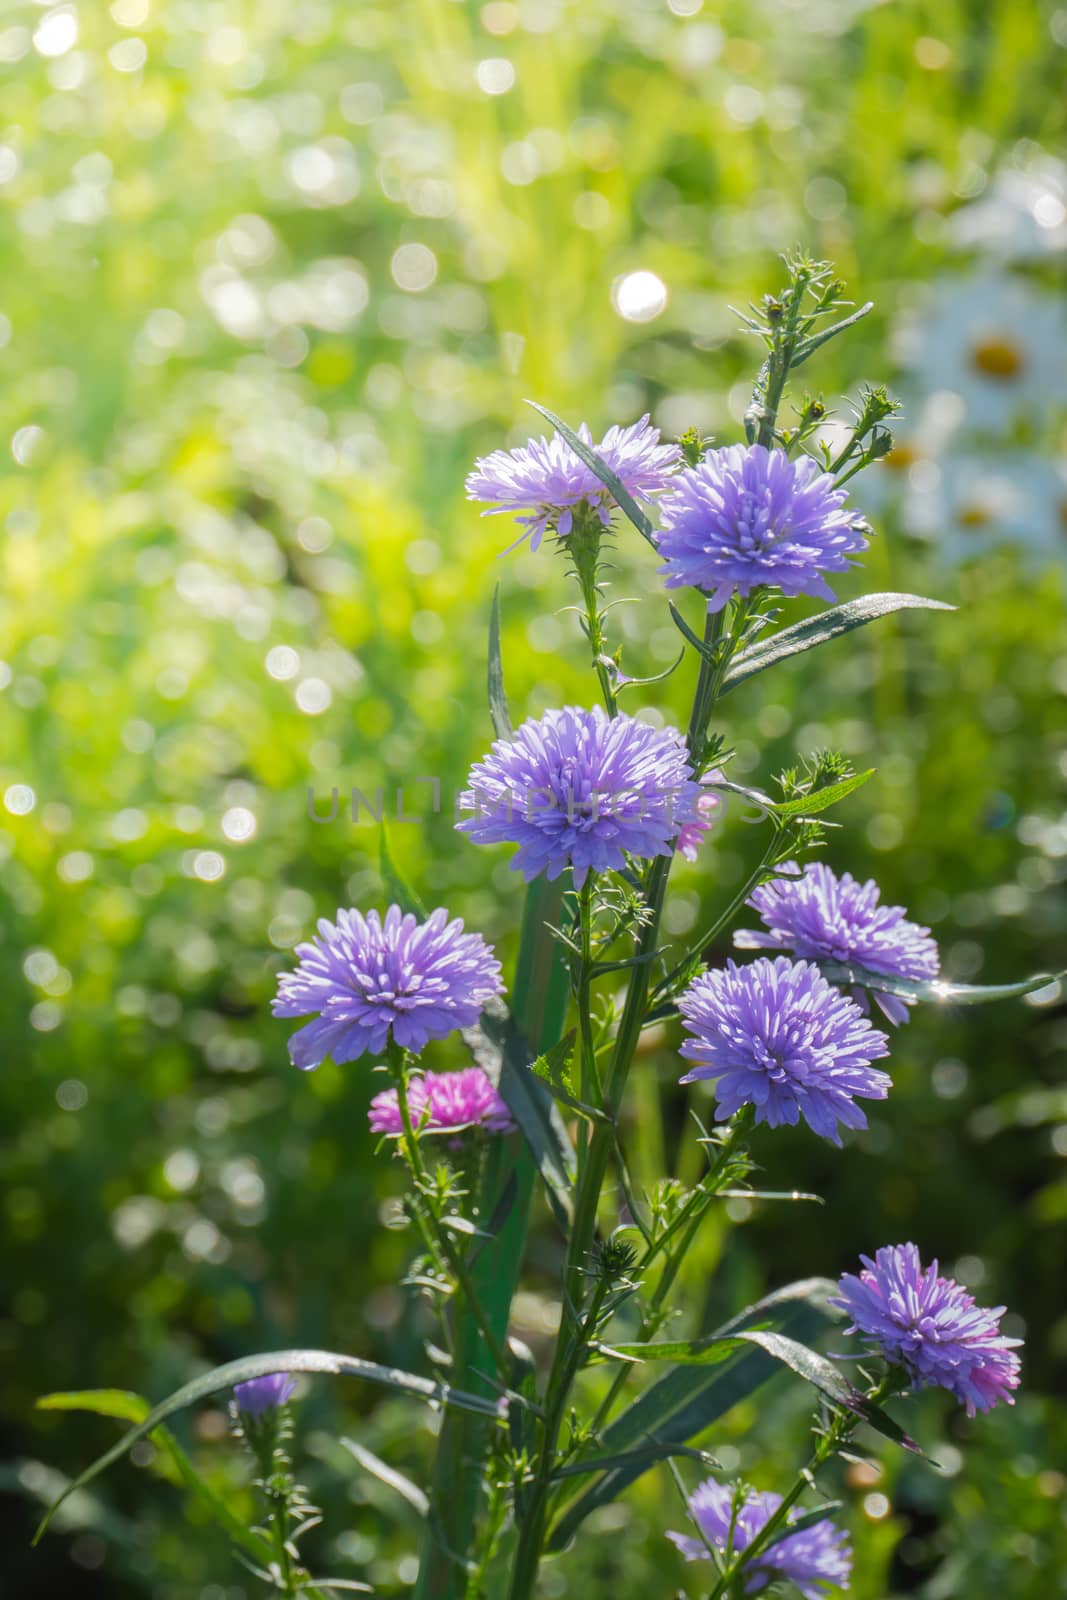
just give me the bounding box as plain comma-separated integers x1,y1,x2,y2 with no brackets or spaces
234,1373,297,1416
273,906,503,1071
457,705,702,887
656,443,870,611
678,956,891,1145
832,1243,1022,1416
736,862,940,1025
668,1478,852,1598
676,769,725,863
466,415,681,551
369,1067,515,1137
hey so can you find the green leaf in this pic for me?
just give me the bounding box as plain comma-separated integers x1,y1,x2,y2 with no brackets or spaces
487,582,513,739
550,1441,719,1482
340,1438,429,1516
470,999,576,1225
762,1502,844,1549
379,821,427,919
416,875,571,1600
595,1329,927,1458
35,1351,502,1545
531,1029,609,1123
602,1329,860,1406
547,1278,838,1549
819,960,1066,1007
723,594,955,694
38,1389,149,1424
792,300,873,364
526,402,657,547
38,1390,286,1571
668,601,718,661
772,769,873,819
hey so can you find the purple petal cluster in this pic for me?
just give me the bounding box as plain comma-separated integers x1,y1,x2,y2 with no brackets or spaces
369,1066,515,1137
678,956,891,1145
656,443,870,611
737,862,940,1025
457,705,701,887
668,1478,852,1598
273,906,503,1071
234,1373,297,1416
466,416,681,550
676,769,724,863
832,1243,1022,1416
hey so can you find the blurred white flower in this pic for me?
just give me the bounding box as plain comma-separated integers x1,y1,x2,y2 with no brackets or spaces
895,272,1067,436
949,159,1067,262
915,453,1067,565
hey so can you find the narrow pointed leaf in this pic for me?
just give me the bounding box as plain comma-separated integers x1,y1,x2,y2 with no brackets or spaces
547,1279,838,1549
762,1502,844,1550
526,401,657,547
35,1351,503,1544
772,769,873,819
380,821,427,919
792,300,874,364
550,1442,719,1482
723,594,955,693
417,874,570,1600
471,998,576,1225
487,583,513,739
819,961,1065,1006
669,601,718,661
37,1391,296,1572
340,1438,429,1515
600,1329,862,1410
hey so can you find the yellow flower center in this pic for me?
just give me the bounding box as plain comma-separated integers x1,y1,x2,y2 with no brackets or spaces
882,443,919,472
958,503,992,528
969,335,1025,381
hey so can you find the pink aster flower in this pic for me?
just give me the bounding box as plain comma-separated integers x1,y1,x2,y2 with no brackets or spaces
676,769,725,863
368,1067,514,1137
832,1243,1022,1416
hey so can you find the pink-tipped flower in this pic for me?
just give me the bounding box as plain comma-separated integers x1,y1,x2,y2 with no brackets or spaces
369,1067,515,1137
676,770,725,863
832,1243,1022,1416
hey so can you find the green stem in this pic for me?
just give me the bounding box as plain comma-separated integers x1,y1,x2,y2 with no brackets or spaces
393,1053,510,1379
589,1112,750,1435
507,603,746,1599
416,880,570,1600
571,511,618,717
707,1375,894,1600
270,1494,296,1598
653,834,781,1004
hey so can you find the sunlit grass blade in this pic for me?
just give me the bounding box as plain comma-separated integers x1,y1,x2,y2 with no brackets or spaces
35,1352,503,1544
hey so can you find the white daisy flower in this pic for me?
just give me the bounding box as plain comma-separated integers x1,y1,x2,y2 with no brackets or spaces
894,272,1067,436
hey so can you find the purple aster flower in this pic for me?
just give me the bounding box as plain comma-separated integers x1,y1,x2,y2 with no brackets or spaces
678,956,891,1145
656,443,870,611
233,1373,297,1416
832,1243,1022,1417
369,1066,515,1137
736,862,940,1025
466,415,681,551
457,705,701,887
676,769,725,864
273,906,503,1071
668,1478,852,1598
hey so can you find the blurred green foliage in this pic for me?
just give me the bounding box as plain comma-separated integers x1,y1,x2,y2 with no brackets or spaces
1,0,1065,1594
